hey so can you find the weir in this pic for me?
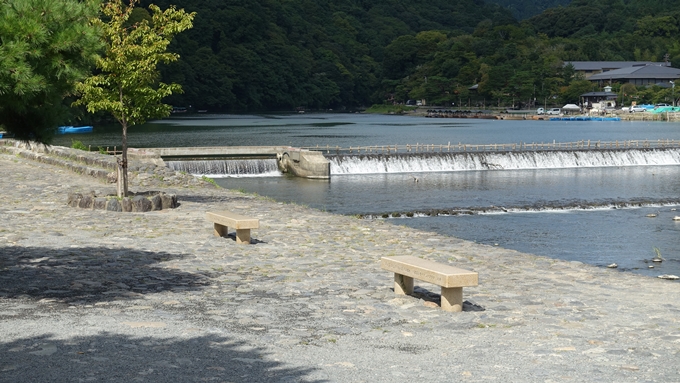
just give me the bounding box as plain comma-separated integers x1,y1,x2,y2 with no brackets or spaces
140,146,331,179
167,159,280,177
133,144,680,178
327,148,680,175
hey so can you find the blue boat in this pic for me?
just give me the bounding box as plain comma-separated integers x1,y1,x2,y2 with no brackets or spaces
57,126,93,134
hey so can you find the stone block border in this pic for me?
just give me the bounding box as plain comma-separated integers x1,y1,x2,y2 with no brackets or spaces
67,192,178,213
0,139,224,214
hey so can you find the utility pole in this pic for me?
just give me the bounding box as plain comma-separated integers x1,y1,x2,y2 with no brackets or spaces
671,81,675,107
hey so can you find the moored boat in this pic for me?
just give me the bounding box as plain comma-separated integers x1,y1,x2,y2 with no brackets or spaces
57,126,93,134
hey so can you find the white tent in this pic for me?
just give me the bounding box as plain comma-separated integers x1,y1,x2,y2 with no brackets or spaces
562,104,581,114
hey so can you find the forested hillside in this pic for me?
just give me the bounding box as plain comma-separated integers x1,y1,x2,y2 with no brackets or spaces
145,0,680,112
487,0,570,20
145,0,514,112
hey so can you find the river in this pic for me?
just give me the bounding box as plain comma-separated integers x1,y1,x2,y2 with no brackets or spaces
52,113,680,278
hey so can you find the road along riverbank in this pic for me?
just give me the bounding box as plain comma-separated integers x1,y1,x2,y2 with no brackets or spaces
1,145,679,382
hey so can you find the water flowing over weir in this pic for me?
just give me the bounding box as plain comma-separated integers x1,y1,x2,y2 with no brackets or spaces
167,159,281,177
328,148,680,174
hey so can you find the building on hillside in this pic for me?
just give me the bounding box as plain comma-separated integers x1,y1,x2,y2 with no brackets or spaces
565,61,671,79
586,64,680,87
580,86,618,114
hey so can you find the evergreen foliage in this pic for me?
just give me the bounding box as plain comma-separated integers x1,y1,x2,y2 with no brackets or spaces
144,0,515,112
487,0,571,20
143,0,680,112
0,0,101,142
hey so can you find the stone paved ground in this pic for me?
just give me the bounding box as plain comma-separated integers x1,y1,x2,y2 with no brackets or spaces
1,145,680,382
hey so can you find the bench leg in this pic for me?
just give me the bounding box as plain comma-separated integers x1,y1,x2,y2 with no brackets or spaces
441,287,463,312
214,223,228,237
394,273,414,295
235,229,251,244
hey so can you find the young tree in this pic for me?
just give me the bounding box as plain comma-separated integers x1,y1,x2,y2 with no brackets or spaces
75,0,194,197
0,0,101,142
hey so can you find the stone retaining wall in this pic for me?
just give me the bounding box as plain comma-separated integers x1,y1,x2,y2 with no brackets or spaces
0,139,213,213
1,140,117,183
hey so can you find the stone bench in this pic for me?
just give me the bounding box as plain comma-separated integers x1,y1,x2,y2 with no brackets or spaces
206,211,259,244
380,255,478,312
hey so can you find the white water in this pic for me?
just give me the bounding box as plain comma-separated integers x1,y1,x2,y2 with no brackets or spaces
167,159,281,177
165,149,680,177
329,148,680,175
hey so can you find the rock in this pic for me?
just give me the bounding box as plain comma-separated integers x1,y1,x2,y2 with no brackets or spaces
106,199,122,212
658,275,679,280
106,172,117,183
121,197,133,212
67,193,82,207
132,195,152,212
78,195,93,209
607,263,618,268
161,193,177,209
150,194,162,211
93,197,107,210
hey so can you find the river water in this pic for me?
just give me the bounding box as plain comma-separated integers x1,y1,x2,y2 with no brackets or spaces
53,113,680,278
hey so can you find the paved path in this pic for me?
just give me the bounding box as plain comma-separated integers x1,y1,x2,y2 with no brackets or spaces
1,146,679,382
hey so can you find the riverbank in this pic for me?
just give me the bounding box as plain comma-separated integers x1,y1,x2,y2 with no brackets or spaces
406,106,680,121
1,146,679,382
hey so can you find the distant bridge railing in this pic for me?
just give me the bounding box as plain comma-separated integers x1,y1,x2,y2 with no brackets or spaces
88,139,680,156
302,139,680,155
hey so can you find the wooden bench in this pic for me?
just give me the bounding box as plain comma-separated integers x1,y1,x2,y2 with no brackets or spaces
206,211,259,244
380,255,478,312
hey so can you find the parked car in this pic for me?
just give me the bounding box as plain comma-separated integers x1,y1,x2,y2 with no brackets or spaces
546,108,561,115
536,107,545,115
630,105,647,112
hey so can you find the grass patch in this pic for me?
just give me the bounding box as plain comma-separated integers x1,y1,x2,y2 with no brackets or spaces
201,175,220,187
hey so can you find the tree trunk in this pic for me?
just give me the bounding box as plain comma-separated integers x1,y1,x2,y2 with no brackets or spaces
117,122,129,198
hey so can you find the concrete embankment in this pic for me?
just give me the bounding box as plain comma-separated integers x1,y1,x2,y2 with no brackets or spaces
1,143,679,382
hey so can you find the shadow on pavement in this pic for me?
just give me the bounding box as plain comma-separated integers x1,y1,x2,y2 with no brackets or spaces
1,333,324,382
0,246,210,304
178,194,256,204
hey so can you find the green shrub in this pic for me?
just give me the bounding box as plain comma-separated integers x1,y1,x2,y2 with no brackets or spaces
71,140,88,151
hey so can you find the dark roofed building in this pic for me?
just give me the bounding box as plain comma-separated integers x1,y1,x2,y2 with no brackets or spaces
580,86,618,110
566,61,671,78
581,92,617,104
587,64,680,86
